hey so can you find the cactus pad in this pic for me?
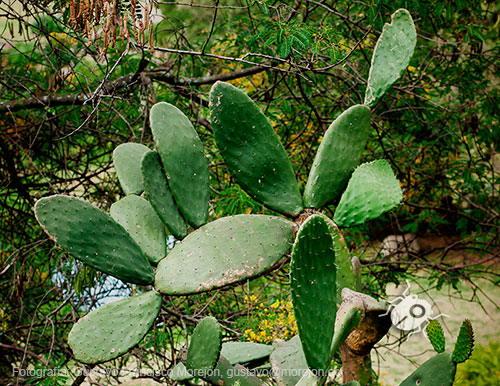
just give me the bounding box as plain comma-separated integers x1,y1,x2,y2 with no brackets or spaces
452,319,474,364
113,143,150,195
150,102,209,228
68,291,162,363
155,215,294,295
334,160,403,227
141,151,187,240
221,342,273,365
209,81,303,217
270,336,309,386
304,105,371,208
365,9,416,106
169,363,193,381
34,195,154,285
110,195,166,264
426,320,446,353
206,356,263,386
290,214,337,371
186,316,222,372
398,352,456,386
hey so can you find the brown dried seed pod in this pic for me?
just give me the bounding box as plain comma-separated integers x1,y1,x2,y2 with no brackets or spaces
149,21,154,52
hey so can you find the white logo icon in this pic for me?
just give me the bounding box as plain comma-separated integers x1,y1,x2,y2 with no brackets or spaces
382,280,448,337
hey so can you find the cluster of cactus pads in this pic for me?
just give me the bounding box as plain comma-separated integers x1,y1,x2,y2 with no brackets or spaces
34,9,474,386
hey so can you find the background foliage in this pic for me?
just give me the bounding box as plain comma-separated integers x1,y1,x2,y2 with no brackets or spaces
0,0,499,384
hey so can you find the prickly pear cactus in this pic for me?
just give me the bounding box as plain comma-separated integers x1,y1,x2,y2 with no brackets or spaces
426,320,446,353
399,320,474,386
186,316,222,372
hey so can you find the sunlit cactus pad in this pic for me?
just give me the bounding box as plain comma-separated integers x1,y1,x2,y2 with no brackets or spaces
150,102,209,228
68,291,162,364
34,195,154,285
334,160,403,227
186,316,222,372
110,194,166,264
155,215,294,295
113,143,150,195
399,352,456,386
304,104,371,209
221,342,273,365
209,81,303,217
365,9,416,106
141,150,187,239
290,214,337,371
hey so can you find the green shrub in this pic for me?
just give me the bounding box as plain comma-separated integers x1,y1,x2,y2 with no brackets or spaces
455,341,500,386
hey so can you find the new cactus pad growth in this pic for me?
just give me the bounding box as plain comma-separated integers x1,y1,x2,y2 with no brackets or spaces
186,316,222,372
68,291,162,363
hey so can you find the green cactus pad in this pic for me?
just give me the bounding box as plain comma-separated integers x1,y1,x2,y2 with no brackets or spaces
110,195,166,265
186,316,222,372
150,102,209,228
364,9,416,106
221,342,273,365
206,356,263,386
318,214,360,305
426,320,446,353
334,160,403,227
290,214,337,371
113,143,150,195
398,352,456,386
68,291,162,364
331,307,363,356
209,81,303,217
34,195,154,285
141,151,187,240
342,382,360,386
452,319,474,364
295,370,317,386
270,336,309,386
169,363,193,381
155,215,294,295
304,105,371,208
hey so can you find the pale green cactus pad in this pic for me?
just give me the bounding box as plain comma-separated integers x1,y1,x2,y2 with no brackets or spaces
304,105,371,209
364,9,417,106
110,194,166,265
398,352,456,386
169,362,193,381
68,291,162,364
426,320,446,353
113,143,150,195
186,316,222,372
141,150,187,240
34,195,154,285
221,342,273,365
150,102,209,228
206,356,264,386
209,81,303,217
290,214,337,371
155,215,294,295
334,160,403,227
270,336,309,386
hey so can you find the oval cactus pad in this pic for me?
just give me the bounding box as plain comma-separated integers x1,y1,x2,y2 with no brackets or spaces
110,195,166,265
209,81,303,217
304,105,371,208
68,291,162,364
334,160,403,227
290,214,337,371
155,215,294,295
186,316,222,372
141,151,187,240
364,9,416,106
35,195,154,285
113,143,150,195
150,102,209,228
